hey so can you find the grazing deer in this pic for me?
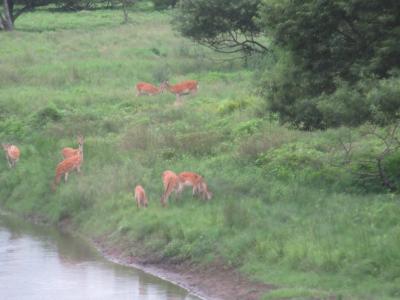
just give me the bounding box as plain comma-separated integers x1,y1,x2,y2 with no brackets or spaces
134,185,148,208
62,135,84,160
161,80,198,103
178,171,212,201
160,170,183,207
2,143,20,168
135,82,165,96
52,140,84,191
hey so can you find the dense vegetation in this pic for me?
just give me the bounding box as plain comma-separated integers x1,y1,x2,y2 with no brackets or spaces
1,3,400,300
175,0,400,129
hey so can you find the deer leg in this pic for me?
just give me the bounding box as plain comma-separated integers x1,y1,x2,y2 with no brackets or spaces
5,156,12,168
192,186,197,197
176,184,184,200
160,194,168,207
64,172,69,182
175,94,183,105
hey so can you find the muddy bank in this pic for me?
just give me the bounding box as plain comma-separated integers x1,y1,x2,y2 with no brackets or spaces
92,235,275,300
10,212,274,300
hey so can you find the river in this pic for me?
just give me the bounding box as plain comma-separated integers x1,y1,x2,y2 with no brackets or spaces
0,214,201,300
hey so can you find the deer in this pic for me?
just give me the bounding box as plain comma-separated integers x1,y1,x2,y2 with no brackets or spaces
178,171,212,201
52,140,84,191
135,82,165,97
160,170,183,207
134,185,148,208
2,143,20,168
161,80,198,103
62,135,84,160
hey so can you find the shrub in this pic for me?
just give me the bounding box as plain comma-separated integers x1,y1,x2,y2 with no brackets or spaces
33,106,62,127
217,98,251,115
237,127,298,163
176,131,222,157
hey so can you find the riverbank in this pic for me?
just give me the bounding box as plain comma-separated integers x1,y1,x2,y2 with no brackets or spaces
0,211,208,300
25,212,273,300
92,234,274,300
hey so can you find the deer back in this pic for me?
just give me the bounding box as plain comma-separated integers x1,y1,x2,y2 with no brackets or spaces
136,82,161,95
6,145,20,161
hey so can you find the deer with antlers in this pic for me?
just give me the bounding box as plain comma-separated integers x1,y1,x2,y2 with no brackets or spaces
2,143,20,168
135,82,165,97
52,136,84,191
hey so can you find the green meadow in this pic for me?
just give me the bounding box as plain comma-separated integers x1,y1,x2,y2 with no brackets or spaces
1,7,400,300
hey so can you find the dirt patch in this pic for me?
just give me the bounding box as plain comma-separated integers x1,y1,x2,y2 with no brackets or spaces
92,235,275,300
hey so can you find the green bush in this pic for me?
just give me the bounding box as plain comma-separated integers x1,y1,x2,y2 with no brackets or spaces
33,105,63,128
258,0,400,129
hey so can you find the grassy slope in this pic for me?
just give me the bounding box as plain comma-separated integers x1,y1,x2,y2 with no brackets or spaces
1,7,400,300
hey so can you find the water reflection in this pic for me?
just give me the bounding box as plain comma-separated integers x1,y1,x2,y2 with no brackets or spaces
0,214,200,300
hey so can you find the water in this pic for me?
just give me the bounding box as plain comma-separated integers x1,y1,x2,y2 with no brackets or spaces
0,214,200,300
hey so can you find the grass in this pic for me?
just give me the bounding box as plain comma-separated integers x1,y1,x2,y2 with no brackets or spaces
1,6,400,300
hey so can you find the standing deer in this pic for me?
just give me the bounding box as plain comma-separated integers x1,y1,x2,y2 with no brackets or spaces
134,185,148,208
2,143,20,168
160,170,183,207
161,80,198,103
135,82,165,96
178,171,212,201
62,135,84,160
52,140,84,191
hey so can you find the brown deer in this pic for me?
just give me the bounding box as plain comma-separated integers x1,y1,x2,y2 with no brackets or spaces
178,171,212,200
134,185,148,208
62,135,84,160
160,170,183,207
52,140,83,191
161,80,198,103
135,82,165,96
2,143,20,168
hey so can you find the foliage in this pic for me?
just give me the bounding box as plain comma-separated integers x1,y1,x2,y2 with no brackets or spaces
1,0,54,30
258,0,400,129
173,0,268,54
260,0,400,83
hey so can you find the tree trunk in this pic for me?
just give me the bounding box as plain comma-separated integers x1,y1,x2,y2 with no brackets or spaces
377,157,396,192
122,0,129,24
1,0,14,31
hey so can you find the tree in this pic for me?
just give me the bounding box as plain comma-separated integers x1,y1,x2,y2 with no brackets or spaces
258,0,400,129
173,0,268,54
1,0,53,30
121,0,136,24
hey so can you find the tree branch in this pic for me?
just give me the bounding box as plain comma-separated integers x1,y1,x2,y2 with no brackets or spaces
13,4,34,21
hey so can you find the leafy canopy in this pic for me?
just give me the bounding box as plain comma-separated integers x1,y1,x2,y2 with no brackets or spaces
258,0,400,129
174,0,268,54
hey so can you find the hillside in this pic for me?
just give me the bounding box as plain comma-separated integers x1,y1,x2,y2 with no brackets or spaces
1,7,400,300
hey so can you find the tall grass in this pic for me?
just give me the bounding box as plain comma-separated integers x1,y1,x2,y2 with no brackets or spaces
1,7,400,300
